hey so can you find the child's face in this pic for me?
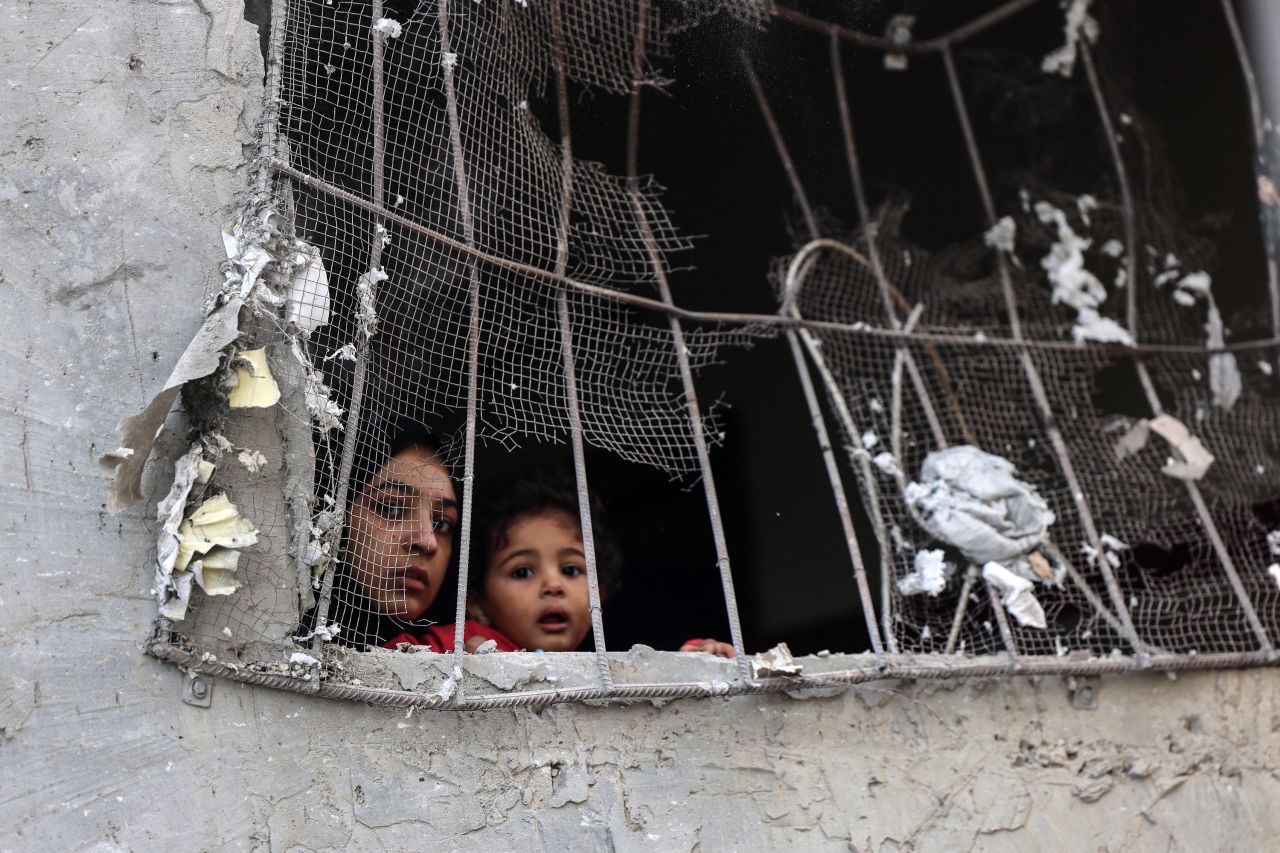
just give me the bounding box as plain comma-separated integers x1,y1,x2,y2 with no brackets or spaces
475,508,592,652
347,444,457,621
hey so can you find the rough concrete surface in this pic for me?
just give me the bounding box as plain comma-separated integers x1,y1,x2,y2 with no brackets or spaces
2,1,1280,850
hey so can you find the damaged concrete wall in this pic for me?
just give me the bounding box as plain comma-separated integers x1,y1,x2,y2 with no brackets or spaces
3,1,1280,850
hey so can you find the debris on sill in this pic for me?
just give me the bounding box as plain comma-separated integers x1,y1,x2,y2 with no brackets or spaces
905,445,1060,584
750,642,803,678
897,549,953,597
227,349,281,409
102,297,242,513
1268,564,1280,592
982,561,1048,629
289,652,320,667
1041,0,1098,78
1114,415,1215,481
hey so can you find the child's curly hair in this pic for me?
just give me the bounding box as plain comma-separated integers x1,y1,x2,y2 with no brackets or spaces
471,473,622,596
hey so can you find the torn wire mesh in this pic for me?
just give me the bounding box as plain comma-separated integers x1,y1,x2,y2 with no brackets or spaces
141,0,1280,708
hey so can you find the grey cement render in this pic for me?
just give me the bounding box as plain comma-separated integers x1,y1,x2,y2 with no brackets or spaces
2,1,1279,850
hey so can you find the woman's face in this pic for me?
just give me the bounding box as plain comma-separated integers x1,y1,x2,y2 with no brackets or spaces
347,444,458,621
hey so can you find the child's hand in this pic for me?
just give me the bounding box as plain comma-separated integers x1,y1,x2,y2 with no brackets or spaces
679,638,736,658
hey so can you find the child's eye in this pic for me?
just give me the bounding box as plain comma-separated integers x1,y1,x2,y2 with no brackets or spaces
510,566,533,579
562,564,584,578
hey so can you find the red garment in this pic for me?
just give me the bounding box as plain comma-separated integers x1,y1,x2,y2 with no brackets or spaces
382,620,520,652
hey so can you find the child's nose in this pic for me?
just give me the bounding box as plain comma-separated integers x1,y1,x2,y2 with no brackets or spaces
541,570,565,594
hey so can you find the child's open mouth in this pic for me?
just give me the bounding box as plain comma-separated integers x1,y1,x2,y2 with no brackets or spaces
537,611,569,633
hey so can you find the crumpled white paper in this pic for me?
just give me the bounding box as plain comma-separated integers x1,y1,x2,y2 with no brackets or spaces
905,445,1058,582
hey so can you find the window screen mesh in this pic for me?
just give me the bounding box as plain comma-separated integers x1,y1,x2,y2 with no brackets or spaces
138,0,1280,706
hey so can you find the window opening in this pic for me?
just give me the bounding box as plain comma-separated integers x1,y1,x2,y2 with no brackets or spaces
107,0,1280,709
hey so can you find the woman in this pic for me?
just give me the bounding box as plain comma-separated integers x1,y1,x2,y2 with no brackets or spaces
322,418,459,646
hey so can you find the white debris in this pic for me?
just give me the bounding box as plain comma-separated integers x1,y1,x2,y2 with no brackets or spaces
355,268,386,339
154,445,207,620
1142,414,1215,480
861,430,879,449
291,339,345,432
1205,304,1241,411
372,17,402,38
1072,308,1134,346
324,343,357,362
750,643,803,678
1269,565,1280,592
983,216,1017,253
897,549,953,597
286,250,331,335
1260,360,1274,377
868,397,884,413
1041,0,1098,78
290,652,320,667
221,222,273,300
872,452,902,479
472,639,498,654
1177,271,1212,297
1267,530,1280,557
1099,534,1129,552
1036,201,1131,345
982,561,1048,629
1076,194,1097,227
237,449,268,473
1036,202,1105,310
905,445,1059,583
1101,239,1124,258
441,52,458,70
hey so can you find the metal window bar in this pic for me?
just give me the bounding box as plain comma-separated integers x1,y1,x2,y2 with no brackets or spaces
146,0,1280,708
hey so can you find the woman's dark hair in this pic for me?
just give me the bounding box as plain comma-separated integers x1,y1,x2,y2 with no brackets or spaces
312,414,459,647
471,472,622,598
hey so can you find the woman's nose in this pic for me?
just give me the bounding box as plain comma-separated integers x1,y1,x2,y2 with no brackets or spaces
411,514,438,552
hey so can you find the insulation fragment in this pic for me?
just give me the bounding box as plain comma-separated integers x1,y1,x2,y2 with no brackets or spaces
227,349,281,409
1148,415,1215,481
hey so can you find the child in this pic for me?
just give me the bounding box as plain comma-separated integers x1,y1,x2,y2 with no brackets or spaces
463,477,618,652
457,476,735,657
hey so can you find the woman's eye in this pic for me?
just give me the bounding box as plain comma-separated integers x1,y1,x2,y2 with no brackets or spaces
374,501,409,520
511,566,533,579
562,564,584,578
433,518,456,535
